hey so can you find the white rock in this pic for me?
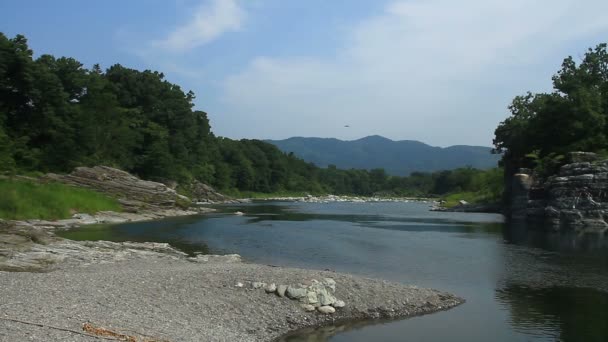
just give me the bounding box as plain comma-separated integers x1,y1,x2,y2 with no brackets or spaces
318,306,336,314
277,285,288,297
235,282,244,288
306,291,318,304
322,278,336,292
265,283,277,293
252,282,266,289
286,286,307,299
301,304,316,312
317,288,336,306
332,300,345,308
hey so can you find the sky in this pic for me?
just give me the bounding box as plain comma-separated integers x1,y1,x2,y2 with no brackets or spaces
2,0,608,147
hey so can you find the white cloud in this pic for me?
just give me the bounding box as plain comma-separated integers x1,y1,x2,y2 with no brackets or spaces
217,0,608,146
153,0,244,52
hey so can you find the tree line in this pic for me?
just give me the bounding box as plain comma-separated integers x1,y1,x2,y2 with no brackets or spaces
0,33,500,198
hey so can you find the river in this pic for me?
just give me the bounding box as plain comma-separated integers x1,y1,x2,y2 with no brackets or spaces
58,201,608,341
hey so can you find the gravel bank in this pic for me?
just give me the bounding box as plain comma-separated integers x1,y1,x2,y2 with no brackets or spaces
0,256,463,341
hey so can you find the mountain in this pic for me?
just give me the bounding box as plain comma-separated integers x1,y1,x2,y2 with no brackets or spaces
266,135,500,175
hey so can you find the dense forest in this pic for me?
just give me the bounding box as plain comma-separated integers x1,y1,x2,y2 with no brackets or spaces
0,33,501,199
494,43,608,177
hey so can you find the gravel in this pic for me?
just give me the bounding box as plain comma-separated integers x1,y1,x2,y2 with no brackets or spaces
0,256,463,341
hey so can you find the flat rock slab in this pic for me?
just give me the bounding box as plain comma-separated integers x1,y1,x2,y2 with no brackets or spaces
0,259,462,342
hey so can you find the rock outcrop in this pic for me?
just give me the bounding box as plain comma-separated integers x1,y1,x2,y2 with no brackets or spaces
509,152,608,233
186,181,229,203
45,166,194,211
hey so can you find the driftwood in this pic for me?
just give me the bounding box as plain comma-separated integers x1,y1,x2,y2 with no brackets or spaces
0,317,170,342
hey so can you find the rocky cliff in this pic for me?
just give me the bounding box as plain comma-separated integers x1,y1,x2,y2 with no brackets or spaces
509,152,608,233
44,166,228,211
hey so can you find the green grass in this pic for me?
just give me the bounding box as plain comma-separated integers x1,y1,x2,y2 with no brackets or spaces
0,178,121,220
441,191,499,208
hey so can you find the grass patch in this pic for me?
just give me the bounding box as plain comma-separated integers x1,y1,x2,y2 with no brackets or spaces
0,178,121,220
441,191,499,208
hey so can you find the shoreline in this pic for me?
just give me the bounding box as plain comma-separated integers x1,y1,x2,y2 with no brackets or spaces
0,254,463,342
243,194,436,204
1,203,464,341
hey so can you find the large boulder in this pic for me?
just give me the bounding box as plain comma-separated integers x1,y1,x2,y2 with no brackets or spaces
45,166,191,211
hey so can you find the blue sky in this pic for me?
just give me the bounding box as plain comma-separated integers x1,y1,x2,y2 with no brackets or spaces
2,0,608,147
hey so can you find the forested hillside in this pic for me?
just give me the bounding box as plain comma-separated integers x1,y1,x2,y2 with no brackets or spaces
0,33,501,199
267,135,499,175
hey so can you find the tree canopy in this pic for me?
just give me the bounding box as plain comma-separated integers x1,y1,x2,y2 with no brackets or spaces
494,43,608,174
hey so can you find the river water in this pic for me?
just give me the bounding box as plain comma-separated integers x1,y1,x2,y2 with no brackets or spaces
58,201,608,341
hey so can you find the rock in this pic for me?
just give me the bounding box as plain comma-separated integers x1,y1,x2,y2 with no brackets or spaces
322,278,336,292
507,153,608,233
44,166,193,210
286,286,307,299
568,151,599,163
332,300,345,308
252,282,266,289
317,306,336,314
235,282,244,288
306,291,318,304
276,285,288,297
301,304,316,312
317,288,336,306
265,283,277,293
186,181,229,203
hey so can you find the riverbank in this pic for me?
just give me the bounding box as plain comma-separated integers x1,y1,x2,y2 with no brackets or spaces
1,213,463,341
249,194,435,203
0,252,463,342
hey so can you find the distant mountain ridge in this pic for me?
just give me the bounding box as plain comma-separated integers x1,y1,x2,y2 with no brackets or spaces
266,135,500,175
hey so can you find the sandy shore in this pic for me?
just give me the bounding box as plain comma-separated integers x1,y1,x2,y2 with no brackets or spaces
0,255,462,342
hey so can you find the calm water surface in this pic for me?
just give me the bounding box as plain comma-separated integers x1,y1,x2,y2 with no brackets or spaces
58,201,608,341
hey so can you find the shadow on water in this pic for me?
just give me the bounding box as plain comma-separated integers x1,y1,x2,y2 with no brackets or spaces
496,285,608,342
504,221,608,255
56,215,211,256
276,318,406,342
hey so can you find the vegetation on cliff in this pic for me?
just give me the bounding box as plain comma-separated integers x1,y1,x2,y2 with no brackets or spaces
494,43,608,177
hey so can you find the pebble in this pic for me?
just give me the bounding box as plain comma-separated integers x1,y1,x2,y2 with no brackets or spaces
318,306,336,314
332,300,345,308
301,304,316,312
252,282,266,289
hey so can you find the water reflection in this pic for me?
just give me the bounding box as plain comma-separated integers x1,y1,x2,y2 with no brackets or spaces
57,215,211,255
278,319,398,342
504,222,608,255
496,285,608,342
